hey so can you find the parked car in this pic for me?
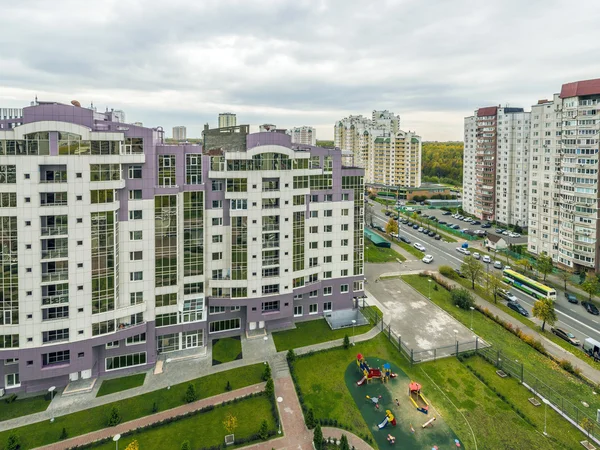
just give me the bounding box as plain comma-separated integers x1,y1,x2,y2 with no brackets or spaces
501,291,518,303
482,255,491,263
422,254,434,264
551,327,580,346
507,301,529,317
428,230,436,237
464,217,473,222
457,215,464,220
442,210,452,215
413,224,419,229
454,268,466,278
402,219,409,224
471,220,481,225
438,220,447,225
456,247,471,255
473,230,487,236
385,211,392,216
407,221,414,226
493,261,504,269
509,232,521,238
390,232,399,239
481,223,492,229
564,292,578,304
473,252,481,260
496,228,505,233
418,227,424,232
414,243,426,252
415,210,423,215
451,224,461,229
400,236,411,244
502,230,511,236
582,301,600,315
434,234,441,240
374,225,385,232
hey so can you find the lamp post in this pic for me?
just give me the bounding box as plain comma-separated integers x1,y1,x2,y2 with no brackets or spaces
366,246,369,264
352,319,357,345
276,397,283,434
48,386,56,422
469,306,475,330
542,398,549,436
113,434,121,450
428,279,432,299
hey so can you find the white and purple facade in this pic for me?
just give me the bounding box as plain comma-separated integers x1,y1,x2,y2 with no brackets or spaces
0,102,364,393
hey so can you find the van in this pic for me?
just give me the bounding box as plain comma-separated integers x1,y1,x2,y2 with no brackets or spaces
583,337,600,358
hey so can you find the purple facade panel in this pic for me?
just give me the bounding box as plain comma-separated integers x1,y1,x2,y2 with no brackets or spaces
23,104,94,127
246,132,292,150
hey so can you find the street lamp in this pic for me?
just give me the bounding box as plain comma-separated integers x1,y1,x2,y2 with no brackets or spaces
276,397,283,434
453,329,458,343
352,319,357,345
113,434,121,450
542,398,549,436
366,247,369,264
48,386,56,422
428,279,432,299
469,306,475,330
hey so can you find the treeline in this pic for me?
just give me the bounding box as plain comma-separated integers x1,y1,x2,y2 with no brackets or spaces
422,141,464,185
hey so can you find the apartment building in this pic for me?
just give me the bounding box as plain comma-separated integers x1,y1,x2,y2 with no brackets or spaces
288,126,316,146
0,101,364,393
527,79,600,272
463,106,530,224
172,126,186,141
218,113,237,128
334,110,421,187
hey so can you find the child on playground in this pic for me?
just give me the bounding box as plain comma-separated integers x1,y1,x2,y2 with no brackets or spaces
387,434,396,445
395,398,399,406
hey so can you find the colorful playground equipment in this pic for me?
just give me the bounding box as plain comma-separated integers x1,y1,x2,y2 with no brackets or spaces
356,354,397,385
378,409,397,429
409,381,429,414
366,395,382,409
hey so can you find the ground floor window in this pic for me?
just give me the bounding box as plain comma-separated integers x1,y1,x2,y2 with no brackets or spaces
105,352,146,371
5,372,19,388
209,318,241,333
353,281,364,292
262,301,279,312
157,333,180,353
42,350,70,367
294,305,303,317
157,330,205,353
183,330,203,349
309,304,318,314
323,302,332,312
126,333,146,346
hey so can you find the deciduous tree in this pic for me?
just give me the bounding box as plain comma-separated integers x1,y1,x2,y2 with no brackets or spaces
461,256,483,289
581,273,599,301
487,272,504,304
385,218,398,235
532,298,557,331
536,253,553,281
223,413,238,434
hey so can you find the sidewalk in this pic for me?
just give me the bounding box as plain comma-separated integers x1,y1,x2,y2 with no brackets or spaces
438,274,600,385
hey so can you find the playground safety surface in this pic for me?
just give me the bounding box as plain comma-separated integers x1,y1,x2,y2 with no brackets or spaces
345,357,459,449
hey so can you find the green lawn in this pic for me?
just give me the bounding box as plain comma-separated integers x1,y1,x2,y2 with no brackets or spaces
272,318,374,352
212,337,243,365
396,241,424,258
86,393,277,450
0,364,264,449
97,373,147,397
291,334,583,449
365,245,406,263
0,394,49,422
401,275,600,413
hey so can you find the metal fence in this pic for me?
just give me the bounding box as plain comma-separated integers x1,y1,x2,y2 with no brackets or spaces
478,346,600,445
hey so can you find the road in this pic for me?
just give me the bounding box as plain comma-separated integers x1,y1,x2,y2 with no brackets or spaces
369,203,600,347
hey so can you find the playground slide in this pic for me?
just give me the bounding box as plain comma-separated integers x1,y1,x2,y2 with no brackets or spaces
378,417,389,429
357,376,367,386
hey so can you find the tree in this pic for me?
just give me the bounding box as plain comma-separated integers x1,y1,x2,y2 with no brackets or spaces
181,441,191,450
262,363,272,381
185,383,198,403
515,258,529,276
536,253,553,281
305,408,317,429
313,424,324,450
125,441,139,450
343,334,350,349
107,406,122,427
340,434,350,450
461,256,483,289
487,272,504,304
581,417,594,437
259,419,269,440
225,380,232,391
582,273,600,300
6,433,20,450
59,427,68,440
385,218,398,235
286,349,296,363
450,288,475,310
532,298,557,331
223,413,238,434
365,204,374,227
559,270,570,291
265,378,274,398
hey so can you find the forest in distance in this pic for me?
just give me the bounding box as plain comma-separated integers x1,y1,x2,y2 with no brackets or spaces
421,141,463,186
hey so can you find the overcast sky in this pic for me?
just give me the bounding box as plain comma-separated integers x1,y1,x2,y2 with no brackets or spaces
1,0,600,141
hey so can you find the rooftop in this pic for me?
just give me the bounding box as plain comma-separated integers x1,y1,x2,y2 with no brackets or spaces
560,78,600,98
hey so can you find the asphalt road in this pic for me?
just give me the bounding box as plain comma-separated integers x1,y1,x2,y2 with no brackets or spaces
369,204,600,347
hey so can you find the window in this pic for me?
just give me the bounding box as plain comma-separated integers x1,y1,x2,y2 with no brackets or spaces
106,352,147,371
294,305,303,317
324,256,332,263
130,271,143,281
42,328,69,343
324,194,333,202
209,306,226,315
341,254,349,262
226,178,247,192
341,224,349,232
324,210,333,217
211,180,223,191
90,189,114,204
212,218,223,226
212,235,223,243
340,284,349,293
130,230,143,240
0,192,16,208
323,302,332,312
309,242,318,249
130,251,143,261
126,333,147,345
341,269,348,276
0,165,16,183
4,358,18,365
186,154,202,185
128,165,142,179
105,341,120,349
158,155,176,186
42,350,70,367
184,282,204,295
309,290,318,298
0,335,19,348
92,319,115,335
209,318,241,333
310,211,318,218
5,373,19,388
156,313,178,327
42,306,69,321
324,241,332,248
182,299,204,323
311,194,319,202
341,209,349,216
309,257,318,268
324,286,332,296
309,304,318,314
341,239,349,246
130,292,143,305
353,281,364,292
342,193,349,201
262,284,279,295
155,293,177,307
310,226,318,233
129,210,143,220
323,271,332,279
231,199,247,210
129,190,142,200
262,267,280,277
212,252,222,261
212,200,223,209
262,301,280,312
324,225,332,232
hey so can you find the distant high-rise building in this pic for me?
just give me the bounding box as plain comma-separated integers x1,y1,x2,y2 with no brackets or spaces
288,126,316,146
218,113,236,128
173,126,187,141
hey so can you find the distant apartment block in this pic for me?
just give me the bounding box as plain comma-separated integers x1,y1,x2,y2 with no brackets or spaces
288,126,316,146
218,113,236,128
172,126,187,141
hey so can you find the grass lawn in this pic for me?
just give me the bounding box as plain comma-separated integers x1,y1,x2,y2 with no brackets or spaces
401,275,600,413
212,336,243,365
396,241,424,258
0,394,49,422
87,393,277,450
292,334,580,449
272,318,374,352
0,364,264,449
365,245,406,263
96,373,147,397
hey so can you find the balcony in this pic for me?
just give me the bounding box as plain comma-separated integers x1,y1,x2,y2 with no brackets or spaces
42,294,69,305
41,271,69,283
42,248,68,259
41,226,68,237
262,199,280,209
40,192,68,207
40,166,67,183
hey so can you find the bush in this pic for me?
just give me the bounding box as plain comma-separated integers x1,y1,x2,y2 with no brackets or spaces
305,408,317,429
5,433,20,450
181,440,191,450
313,425,323,450
152,401,159,413
439,266,456,279
4,394,17,404
107,406,122,427
451,288,475,310
343,334,350,349
258,419,269,440
225,380,232,391
185,383,198,403
59,427,68,440
559,359,577,374
265,378,274,398
340,434,350,450
286,349,296,363
262,364,272,381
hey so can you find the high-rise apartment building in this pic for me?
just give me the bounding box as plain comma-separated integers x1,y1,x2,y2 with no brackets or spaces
172,126,187,141
334,110,421,187
0,102,364,393
288,126,316,146
463,107,530,224
527,79,600,272
218,113,236,128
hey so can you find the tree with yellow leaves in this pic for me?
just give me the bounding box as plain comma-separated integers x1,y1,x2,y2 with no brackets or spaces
125,440,139,450
223,413,238,434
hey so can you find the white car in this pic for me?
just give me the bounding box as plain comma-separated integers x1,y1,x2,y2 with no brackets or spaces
390,232,399,239
509,232,521,238
414,243,426,252
456,247,471,255
464,217,473,222
502,230,510,236
422,254,434,264
473,252,481,260
482,255,491,263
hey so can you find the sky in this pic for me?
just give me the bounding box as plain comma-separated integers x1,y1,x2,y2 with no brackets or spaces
1,0,600,141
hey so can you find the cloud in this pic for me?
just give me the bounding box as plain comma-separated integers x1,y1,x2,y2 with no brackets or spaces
1,0,600,140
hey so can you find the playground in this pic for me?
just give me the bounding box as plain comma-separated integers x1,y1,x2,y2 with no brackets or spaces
345,355,458,449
